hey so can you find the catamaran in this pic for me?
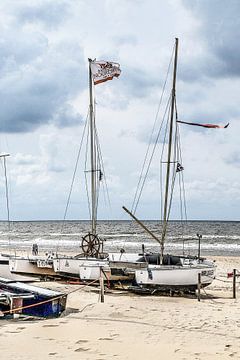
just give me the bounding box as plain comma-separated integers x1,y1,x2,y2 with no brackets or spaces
124,38,218,292
8,59,143,281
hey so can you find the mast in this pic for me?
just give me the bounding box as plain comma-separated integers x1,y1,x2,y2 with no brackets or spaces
88,59,97,235
160,38,179,263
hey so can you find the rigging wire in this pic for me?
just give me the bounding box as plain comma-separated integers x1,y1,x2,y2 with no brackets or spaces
132,94,172,216
56,110,89,254
131,46,175,215
95,123,112,216
166,114,178,224
174,96,188,253
84,114,91,220
159,98,172,222
1,156,11,253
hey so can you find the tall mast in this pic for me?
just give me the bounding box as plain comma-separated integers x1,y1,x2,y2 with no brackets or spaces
88,59,97,235
160,38,179,262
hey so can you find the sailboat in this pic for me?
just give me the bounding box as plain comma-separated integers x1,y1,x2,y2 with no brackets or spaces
124,38,216,292
52,59,144,281
8,58,141,281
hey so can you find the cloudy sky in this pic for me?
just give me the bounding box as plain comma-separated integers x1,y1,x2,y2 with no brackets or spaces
0,0,239,221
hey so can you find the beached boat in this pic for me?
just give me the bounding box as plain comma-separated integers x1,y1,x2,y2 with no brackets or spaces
0,277,67,318
52,60,144,281
8,59,141,281
124,38,217,292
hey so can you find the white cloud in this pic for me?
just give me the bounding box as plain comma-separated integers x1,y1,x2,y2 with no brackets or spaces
0,0,238,220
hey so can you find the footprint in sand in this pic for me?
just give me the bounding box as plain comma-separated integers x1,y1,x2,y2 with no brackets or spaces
110,312,124,318
42,324,59,327
225,344,232,351
75,340,88,344
74,347,90,352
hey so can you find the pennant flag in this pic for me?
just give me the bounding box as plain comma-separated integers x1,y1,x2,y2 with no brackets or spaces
91,60,121,85
177,120,229,129
176,162,184,172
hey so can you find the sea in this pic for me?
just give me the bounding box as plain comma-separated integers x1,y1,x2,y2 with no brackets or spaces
0,220,240,257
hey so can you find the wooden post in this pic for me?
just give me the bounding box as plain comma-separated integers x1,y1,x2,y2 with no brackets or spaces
197,273,201,302
233,269,236,299
99,267,104,303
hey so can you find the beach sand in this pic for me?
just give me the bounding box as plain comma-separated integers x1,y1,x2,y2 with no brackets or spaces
0,256,240,360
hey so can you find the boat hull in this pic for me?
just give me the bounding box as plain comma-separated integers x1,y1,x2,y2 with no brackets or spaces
53,254,141,281
135,263,216,291
9,257,57,277
0,255,38,281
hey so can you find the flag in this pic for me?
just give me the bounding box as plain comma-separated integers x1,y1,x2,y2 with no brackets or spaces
176,162,184,172
177,120,229,129
90,60,121,85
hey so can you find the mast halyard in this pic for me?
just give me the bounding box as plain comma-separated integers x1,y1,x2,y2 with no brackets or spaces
88,59,97,235
160,38,179,263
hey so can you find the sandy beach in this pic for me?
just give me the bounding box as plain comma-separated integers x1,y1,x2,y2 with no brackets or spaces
0,256,240,360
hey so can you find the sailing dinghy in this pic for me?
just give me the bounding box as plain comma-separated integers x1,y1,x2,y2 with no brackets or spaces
125,38,217,292
8,59,142,282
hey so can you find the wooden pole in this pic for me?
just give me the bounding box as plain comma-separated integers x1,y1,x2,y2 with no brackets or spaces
88,59,97,235
233,269,236,299
122,206,161,245
99,267,104,303
197,273,201,302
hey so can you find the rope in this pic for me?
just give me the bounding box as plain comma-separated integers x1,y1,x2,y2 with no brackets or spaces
56,110,89,254
95,124,112,216
131,45,175,215
1,278,99,316
84,117,91,220
132,94,172,215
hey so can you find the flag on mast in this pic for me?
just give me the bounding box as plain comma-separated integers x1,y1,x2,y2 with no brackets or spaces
177,120,229,129
176,162,184,172
91,60,121,85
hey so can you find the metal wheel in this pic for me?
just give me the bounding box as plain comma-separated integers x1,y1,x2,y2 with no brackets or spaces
81,232,101,257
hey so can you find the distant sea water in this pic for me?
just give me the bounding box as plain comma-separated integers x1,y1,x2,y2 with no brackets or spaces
0,220,240,257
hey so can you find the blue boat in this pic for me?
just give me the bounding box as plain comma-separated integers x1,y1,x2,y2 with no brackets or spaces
0,277,67,318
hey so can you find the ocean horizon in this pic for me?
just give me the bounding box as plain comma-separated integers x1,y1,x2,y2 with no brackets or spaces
0,220,239,257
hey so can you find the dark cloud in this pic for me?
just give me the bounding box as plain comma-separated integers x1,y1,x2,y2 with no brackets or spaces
182,0,240,80
0,28,85,133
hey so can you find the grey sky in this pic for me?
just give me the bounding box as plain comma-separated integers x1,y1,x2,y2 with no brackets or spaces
0,0,239,220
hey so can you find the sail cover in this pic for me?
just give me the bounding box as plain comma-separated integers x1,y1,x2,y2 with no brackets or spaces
91,61,121,85
177,120,229,129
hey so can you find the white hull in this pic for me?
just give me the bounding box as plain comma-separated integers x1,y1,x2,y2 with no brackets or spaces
53,257,108,279
53,254,138,281
2,252,140,281
9,257,57,277
135,262,216,290
0,255,37,281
